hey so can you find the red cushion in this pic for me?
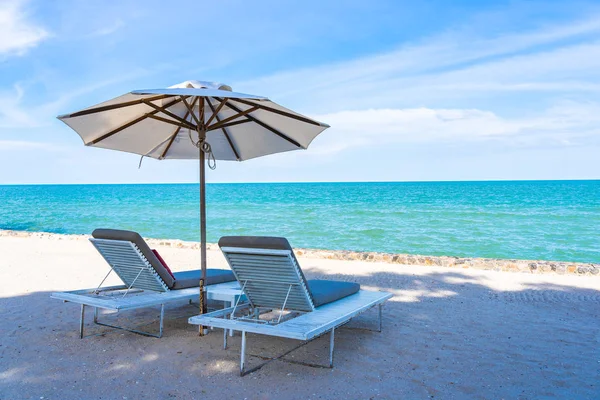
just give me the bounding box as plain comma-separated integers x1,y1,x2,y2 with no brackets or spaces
151,249,175,280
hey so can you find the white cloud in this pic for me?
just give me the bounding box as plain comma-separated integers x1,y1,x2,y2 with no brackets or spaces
0,67,165,128
229,12,600,165
0,83,44,128
0,0,48,57
235,15,600,112
309,102,600,155
89,19,124,37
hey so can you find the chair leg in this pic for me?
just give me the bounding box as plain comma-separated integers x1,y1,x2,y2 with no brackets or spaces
240,331,247,376
341,303,384,333
223,326,228,349
228,300,234,337
329,328,335,368
158,304,165,338
79,304,85,339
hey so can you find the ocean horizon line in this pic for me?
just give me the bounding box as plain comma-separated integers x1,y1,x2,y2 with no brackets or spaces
1,178,599,186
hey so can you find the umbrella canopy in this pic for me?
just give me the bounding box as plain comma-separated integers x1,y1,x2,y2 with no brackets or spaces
58,80,329,161
57,80,329,330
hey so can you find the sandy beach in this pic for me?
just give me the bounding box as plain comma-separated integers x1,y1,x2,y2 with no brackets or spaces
1,233,599,399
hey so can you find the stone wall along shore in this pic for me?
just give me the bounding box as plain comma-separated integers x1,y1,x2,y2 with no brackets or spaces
1,230,597,275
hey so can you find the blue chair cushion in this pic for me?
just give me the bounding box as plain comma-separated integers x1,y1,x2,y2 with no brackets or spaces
172,269,235,290
307,280,360,307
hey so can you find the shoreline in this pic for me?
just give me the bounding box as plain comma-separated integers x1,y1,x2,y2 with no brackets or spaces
2,229,597,276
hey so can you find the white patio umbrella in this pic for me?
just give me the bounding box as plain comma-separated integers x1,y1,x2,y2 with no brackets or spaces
57,80,329,330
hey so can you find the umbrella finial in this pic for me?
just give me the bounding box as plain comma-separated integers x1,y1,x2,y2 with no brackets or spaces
170,80,232,92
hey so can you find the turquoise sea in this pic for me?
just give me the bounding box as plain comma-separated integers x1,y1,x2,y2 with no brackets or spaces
0,181,598,263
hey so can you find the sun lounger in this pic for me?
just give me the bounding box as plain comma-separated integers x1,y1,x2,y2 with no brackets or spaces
188,236,393,375
51,229,242,338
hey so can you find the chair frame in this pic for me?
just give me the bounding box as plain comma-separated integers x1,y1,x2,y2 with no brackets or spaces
189,245,392,375
51,238,243,338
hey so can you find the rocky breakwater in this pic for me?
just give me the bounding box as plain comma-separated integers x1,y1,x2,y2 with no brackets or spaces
1,230,597,275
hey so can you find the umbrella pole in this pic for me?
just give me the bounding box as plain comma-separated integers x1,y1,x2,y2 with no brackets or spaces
198,115,208,336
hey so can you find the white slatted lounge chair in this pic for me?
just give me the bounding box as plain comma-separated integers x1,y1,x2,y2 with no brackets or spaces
188,236,393,376
51,229,242,338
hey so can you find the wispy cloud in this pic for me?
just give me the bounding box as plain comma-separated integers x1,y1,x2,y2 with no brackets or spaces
227,11,600,162
236,15,600,112
0,83,45,128
88,19,124,37
0,66,170,128
309,101,600,155
0,0,48,57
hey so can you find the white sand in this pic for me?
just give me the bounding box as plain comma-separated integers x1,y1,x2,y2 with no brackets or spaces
1,235,599,399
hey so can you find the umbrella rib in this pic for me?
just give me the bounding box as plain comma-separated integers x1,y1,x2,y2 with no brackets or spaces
205,98,228,127
199,98,205,130
207,119,252,130
181,97,201,126
207,98,241,161
220,100,303,148
88,97,185,145
143,100,198,129
59,94,173,119
206,106,259,131
159,98,197,159
227,98,325,127
147,114,197,131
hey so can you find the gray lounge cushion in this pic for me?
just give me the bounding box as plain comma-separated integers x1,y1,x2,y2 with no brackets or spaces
218,236,360,308
307,280,360,307
172,269,235,290
218,236,294,251
92,228,175,289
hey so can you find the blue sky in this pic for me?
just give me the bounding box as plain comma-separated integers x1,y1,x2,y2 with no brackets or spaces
1,0,599,183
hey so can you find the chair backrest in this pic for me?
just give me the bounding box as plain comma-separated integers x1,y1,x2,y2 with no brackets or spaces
90,238,169,292
219,236,315,312
91,228,175,288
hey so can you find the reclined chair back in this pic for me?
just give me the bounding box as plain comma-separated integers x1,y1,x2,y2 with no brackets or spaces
219,237,315,313
90,238,169,292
